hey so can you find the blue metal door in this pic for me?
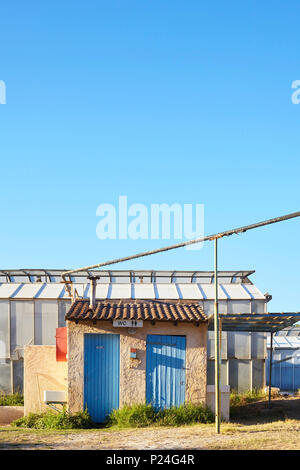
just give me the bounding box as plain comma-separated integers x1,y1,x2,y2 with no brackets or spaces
146,335,186,410
84,333,120,423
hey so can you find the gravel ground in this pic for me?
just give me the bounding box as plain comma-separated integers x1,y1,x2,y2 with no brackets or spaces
1,397,300,450
0,425,247,450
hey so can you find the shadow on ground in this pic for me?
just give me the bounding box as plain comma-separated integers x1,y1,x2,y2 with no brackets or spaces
0,442,53,450
230,397,300,424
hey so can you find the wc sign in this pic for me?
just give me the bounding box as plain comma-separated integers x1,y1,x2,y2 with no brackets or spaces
113,319,143,328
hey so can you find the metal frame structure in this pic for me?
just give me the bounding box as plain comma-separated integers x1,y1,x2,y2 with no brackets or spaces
60,211,300,280
208,313,300,333
0,269,255,284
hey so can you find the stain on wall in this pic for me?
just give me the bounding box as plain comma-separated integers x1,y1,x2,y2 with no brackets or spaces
24,346,67,415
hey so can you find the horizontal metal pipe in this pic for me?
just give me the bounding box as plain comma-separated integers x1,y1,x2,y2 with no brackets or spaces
61,210,300,280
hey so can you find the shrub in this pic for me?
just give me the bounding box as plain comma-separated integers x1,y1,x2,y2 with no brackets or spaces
107,403,214,428
108,404,156,428
156,403,214,426
0,393,24,406
12,408,94,430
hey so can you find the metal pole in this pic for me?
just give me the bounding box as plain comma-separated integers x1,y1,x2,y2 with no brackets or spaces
61,210,300,280
214,238,221,433
268,331,273,409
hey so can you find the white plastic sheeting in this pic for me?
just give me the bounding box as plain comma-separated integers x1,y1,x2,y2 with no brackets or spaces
228,332,251,359
0,283,67,299
0,361,11,394
227,300,251,314
0,301,9,358
153,283,179,299
134,283,156,299
175,284,203,299
229,359,252,391
252,332,267,359
0,284,23,299
0,282,266,301
267,335,300,349
34,300,58,345
207,331,267,391
35,284,65,299
10,301,34,358
241,284,266,300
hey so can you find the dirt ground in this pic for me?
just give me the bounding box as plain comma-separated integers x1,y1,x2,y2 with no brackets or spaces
1,397,300,450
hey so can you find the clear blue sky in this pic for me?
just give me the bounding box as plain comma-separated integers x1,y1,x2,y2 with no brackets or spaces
0,1,299,311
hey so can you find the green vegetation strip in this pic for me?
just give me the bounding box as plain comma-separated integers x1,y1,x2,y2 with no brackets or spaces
230,388,268,407
12,403,214,430
9,389,274,430
108,403,214,428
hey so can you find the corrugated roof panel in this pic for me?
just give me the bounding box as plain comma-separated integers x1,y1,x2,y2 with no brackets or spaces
95,284,109,299
222,284,252,300
242,284,265,300
36,284,65,299
0,283,23,299
12,284,42,299
176,284,203,299
267,336,300,349
155,284,179,299
134,284,155,299
199,284,228,300
73,285,85,298
287,328,300,337
108,283,132,299
82,284,90,298
213,313,300,332
0,279,267,301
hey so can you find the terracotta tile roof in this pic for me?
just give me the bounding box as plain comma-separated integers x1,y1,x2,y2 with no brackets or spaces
66,299,207,323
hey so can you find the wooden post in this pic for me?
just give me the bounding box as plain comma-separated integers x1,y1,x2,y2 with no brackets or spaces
214,238,221,433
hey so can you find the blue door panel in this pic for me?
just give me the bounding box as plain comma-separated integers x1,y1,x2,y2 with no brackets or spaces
84,333,120,423
146,335,186,410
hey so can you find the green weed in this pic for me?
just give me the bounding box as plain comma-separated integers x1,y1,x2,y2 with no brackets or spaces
12,408,94,430
230,388,267,408
107,402,214,428
0,393,24,406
